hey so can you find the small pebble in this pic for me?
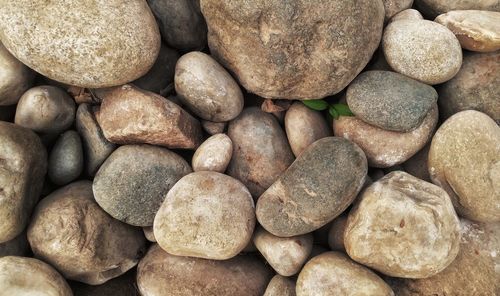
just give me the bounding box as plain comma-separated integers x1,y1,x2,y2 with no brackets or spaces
48,130,84,185
192,133,233,173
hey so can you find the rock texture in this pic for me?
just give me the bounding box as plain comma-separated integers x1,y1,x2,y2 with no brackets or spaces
0,43,34,106
192,134,232,173
48,130,84,185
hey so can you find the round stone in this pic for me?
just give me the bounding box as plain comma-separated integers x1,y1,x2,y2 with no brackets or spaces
0,43,34,106
192,133,233,173
48,130,84,185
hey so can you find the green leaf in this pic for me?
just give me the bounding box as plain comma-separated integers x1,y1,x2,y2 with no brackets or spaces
302,99,329,111
332,103,354,117
329,106,339,120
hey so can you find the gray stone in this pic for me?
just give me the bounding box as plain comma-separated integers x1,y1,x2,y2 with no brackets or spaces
48,130,84,185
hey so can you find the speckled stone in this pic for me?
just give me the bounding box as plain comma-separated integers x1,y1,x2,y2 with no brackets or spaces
0,1,160,88
382,0,414,20
264,275,296,296
48,130,83,186
256,137,367,237
347,71,438,132
0,43,34,106
192,134,233,173
389,9,424,23
415,0,500,18
429,110,500,222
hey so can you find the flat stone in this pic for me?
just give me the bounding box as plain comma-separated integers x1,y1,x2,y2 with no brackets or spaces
264,275,296,296
0,43,35,106
192,133,232,173
347,70,438,132
415,0,500,18
132,44,179,93
48,130,83,185
256,137,367,237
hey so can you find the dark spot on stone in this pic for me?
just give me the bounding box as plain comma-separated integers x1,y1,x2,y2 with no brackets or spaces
399,219,405,228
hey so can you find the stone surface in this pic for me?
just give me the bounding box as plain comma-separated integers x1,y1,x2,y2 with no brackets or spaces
192,134,232,173
0,1,160,88
383,19,462,85
137,244,273,296
94,144,191,227
0,256,72,296
333,104,438,168
0,43,34,106
402,143,431,182
75,103,116,176
382,0,414,20
328,214,348,252
27,181,146,285
296,252,395,296
264,275,296,296
0,232,28,258
415,0,500,18
70,270,138,296
285,102,332,157
0,122,46,243
345,171,461,278
97,85,202,149
201,120,226,135
48,130,83,186
389,9,424,23
256,137,367,237
429,110,500,222
227,107,295,198
253,227,313,276
154,171,255,260
438,51,499,122
200,0,385,100
347,70,438,132
175,51,244,122
435,10,500,52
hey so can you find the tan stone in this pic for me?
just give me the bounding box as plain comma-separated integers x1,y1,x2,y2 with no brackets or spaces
192,133,233,173
382,0,414,20
389,9,423,23
264,275,296,296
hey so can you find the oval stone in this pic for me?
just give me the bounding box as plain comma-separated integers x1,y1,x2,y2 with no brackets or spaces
48,130,84,185
192,133,233,173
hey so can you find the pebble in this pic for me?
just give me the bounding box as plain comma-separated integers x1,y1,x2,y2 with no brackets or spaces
0,43,35,106
264,275,296,296
382,0,414,20
201,120,226,135
192,134,233,173
414,0,500,18
48,130,83,185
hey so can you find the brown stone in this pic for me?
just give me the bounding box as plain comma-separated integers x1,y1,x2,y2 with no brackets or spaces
0,43,34,106
328,214,348,252
264,275,296,296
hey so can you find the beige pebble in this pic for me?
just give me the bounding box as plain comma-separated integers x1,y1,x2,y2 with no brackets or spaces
192,134,233,173
389,9,424,23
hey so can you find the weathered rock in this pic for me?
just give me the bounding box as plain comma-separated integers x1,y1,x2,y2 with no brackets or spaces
435,10,500,52
201,120,226,135
382,0,414,20
48,130,83,186
97,85,202,149
0,43,35,106
75,104,116,176
256,137,367,237
429,110,500,222
147,0,207,50
296,252,395,296
415,0,500,18
402,143,431,182
94,144,191,226
0,256,72,296
0,232,28,258
192,134,232,173
0,122,46,243
0,1,161,88
27,181,146,285
345,171,461,278
389,9,424,23
227,107,295,198
347,70,438,132
175,51,244,122
328,214,348,252
137,244,273,296
154,171,255,260
70,269,138,296
438,51,499,122
200,0,385,99
333,104,438,168
254,227,313,276
285,102,332,157
264,275,296,296
383,19,462,85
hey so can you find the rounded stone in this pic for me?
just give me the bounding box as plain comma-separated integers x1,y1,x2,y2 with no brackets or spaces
284,102,332,157
192,133,233,173
415,0,500,18
48,130,84,185
0,43,35,106
435,10,500,52
0,0,161,88
175,51,244,122
429,110,500,222
344,171,461,278
438,51,499,122
0,122,47,243
0,256,72,296
383,19,462,85
382,0,414,20
389,9,424,23
227,107,295,198
334,104,438,168
154,171,255,260
264,275,296,296
347,70,438,132
93,144,192,227
253,227,313,276
200,0,385,99
27,181,146,285
256,137,367,237
14,85,75,134
296,252,395,296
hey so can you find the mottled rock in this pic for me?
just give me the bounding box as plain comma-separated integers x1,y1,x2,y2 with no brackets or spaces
254,227,313,276
94,144,191,226
333,104,438,168
382,0,414,20
48,130,83,185
256,137,367,237
0,122,46,243
402,143,431,182
97,85,202,149
383,19,462,85
201,120,226,135
70,270,138,296
285,102,332,157
264,275,296,296
192,134,232,173
132,44,179,93
347,71,438,132
296,252,395,296
0,1,160,88
415,0,500,18
429,110,500,222
0,232,28,258
328,214,348,252
0,43,35,106
227,107,295,198
200,0,385,99
345,172,461,278
389,9,424,23
175,51,244,122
